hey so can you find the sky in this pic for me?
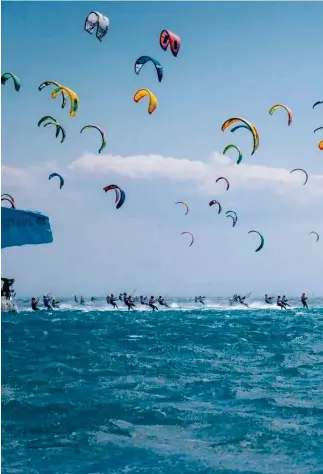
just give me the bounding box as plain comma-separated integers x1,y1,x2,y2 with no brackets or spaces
1,1,323,297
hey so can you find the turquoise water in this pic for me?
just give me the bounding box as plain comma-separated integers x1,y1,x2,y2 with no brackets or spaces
2,297,323,473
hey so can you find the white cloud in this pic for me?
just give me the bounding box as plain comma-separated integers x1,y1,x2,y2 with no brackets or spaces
1,161,83,209
2,161,58,189
3,152,323,203
69,152,323,199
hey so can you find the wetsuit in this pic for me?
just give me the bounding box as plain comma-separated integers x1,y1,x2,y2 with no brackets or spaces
194,297,198,303
148,297,158,311
74,295,79,303
2,278,15,299
301,294,308,308
31,298,39,311
80,297,85,305
158,297,169,308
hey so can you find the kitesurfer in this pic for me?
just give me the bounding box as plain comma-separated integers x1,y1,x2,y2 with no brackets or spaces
238,295,249,307
277,296,287,310
119,293,123,301
109,294,118,309
52,298,60,308
230,294,238,305
31,297,39,311
282,295,290,307
1,278,15,299
43,295,52,310
158,296,169,308
74,295,78,303
148,296,158,311
195,296,205,304
91,297,95,301
301,293,308,308
128,295,136,307
264,294,273,304
80,296,85,305
140,295,148,305
123,293,134,311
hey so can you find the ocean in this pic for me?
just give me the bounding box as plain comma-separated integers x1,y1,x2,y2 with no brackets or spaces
2,296,323,474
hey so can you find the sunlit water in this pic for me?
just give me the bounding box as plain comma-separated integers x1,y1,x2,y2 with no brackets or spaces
2,296,323,473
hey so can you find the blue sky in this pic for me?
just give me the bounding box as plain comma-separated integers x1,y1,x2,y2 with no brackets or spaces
2,1,323,296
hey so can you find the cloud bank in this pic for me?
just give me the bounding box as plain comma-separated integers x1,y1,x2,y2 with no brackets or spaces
3,152,323,204
69,152,323,199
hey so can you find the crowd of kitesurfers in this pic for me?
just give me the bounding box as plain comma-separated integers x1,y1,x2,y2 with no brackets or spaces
29,292,310,311
30,293,170,311
228,293,309,309
0,279,311,311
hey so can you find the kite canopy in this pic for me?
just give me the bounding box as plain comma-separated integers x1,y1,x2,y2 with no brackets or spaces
1,207,53,249
84,11,109,41
1,72,21,91
134,88,158,114
159,30,181,57
134,56,163,82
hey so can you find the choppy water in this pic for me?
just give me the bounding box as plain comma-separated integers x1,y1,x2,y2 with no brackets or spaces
2,296,323,473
